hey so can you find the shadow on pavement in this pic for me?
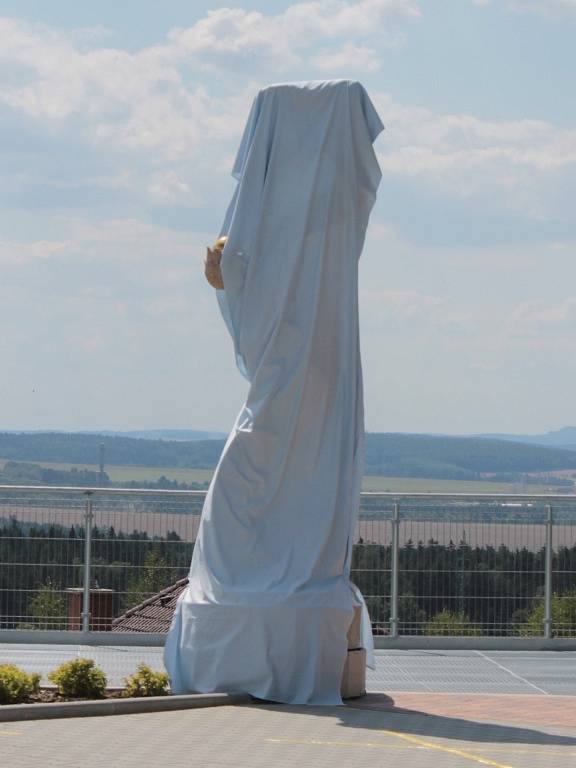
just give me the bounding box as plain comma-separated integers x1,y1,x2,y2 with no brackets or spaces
247,693,576,747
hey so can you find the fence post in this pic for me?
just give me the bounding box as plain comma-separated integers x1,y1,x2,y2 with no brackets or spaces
81,492,94,633
390,502,400,638
543,503,553,640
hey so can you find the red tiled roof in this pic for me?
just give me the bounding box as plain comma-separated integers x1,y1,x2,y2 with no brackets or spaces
111,577,188,633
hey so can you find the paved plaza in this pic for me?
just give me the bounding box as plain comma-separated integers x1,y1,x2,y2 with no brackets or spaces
2,646,576,767
1,694,576,768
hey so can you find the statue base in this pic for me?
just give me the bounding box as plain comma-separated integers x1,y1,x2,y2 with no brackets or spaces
341,605,367,699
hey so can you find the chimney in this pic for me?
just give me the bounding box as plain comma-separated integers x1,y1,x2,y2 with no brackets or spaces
66,587,115,631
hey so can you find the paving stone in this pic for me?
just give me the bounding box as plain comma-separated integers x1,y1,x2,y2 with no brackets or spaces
1,697,576,768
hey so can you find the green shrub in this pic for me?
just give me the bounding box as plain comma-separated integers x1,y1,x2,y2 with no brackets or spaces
0,664,41,705
520,590,576,638
423,609,479,636
122,663,170,697
48,658,107,698
26,578,66,630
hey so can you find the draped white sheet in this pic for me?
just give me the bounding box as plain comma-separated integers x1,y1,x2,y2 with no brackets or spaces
163,79,384,705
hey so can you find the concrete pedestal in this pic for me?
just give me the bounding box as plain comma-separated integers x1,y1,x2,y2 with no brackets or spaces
341,605,367,699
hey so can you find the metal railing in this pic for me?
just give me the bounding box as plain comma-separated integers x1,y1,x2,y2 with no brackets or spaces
1,485,575,644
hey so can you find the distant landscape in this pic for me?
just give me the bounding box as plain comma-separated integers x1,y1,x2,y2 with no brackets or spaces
474,426,576,452
0,427,575,493
1,427,575,634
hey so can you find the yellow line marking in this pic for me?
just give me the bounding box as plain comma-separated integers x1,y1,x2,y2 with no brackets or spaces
0,730,23,737
266,734,517,768
474,748,576,757
383,730,517,768
266,738,423,750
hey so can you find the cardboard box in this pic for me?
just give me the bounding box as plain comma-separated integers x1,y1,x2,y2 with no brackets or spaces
347,605,362,649
341,647,366,699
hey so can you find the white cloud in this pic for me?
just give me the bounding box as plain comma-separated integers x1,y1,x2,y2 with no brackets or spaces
145,170,194,204
0,3,419,158
0,238,70,266
3,166,199,206
167,0,420,63
505,297,576,337
0,217,204,269
2,8,574,223
59,217,205,267
371,92,576,217
360,288,476,335
143,294,191,317
0,214,245,433
473,0,576,16
0,217,222,359
0,17,254,160
374,93,576,174
311,42,382,72
0,2,574,254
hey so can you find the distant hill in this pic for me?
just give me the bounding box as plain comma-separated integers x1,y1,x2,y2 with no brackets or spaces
0,428,227,442
364,432,576,479
2,430,576,481
0,431,224,469
473,426,576,452
83,429,228,441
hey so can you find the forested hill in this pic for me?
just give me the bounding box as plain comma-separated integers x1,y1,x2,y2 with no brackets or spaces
476,426,576,451
2,431,576,480
0,432,223,469
363,433,576,479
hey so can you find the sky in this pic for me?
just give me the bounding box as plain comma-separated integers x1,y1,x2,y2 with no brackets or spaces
0,0,574,436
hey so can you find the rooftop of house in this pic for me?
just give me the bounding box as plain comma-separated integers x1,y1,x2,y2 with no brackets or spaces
111,578,188,634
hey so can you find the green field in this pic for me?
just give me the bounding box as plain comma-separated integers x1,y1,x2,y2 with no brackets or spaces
360,475,557,493
0,457,562,494
0,458,213,484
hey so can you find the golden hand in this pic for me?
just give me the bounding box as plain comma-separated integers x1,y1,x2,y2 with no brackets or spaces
203,236,228,289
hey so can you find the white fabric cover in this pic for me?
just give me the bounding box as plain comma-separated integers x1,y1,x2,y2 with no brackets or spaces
163,79,384,705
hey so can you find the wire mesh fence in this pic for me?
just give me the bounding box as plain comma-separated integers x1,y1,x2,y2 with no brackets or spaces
0,489,85,630
352,495,576,638
0,487,198,632
1,485,575,638
550,503,576,638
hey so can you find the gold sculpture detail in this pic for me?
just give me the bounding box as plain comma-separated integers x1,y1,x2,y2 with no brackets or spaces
204,236,227,290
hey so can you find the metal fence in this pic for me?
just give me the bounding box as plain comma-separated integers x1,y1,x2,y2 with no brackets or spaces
1,485,575,640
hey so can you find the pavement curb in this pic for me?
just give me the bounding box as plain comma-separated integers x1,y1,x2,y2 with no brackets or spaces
0,692,252,722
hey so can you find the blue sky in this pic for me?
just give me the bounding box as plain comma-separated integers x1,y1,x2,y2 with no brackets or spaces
1,0,574,435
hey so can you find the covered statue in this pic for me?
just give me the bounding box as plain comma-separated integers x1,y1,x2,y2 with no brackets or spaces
163,79,385,705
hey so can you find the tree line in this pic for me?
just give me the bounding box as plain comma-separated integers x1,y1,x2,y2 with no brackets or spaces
1,516,574,636
2,429,576,481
